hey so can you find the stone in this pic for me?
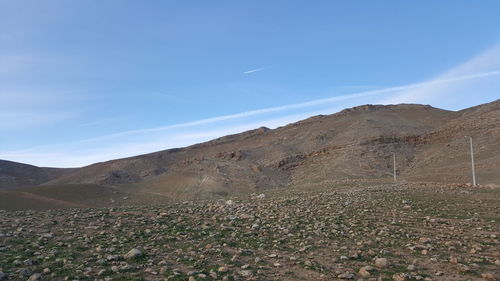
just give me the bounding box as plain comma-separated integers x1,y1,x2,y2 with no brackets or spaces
0,272,7,281
238,270,253,277
218,267,228,273
393,273,410,281
124,248,143,259
358,266,373,277
374,258,388,268
407,264,416,271
28,273,43,281
481,273,494,280
337,273,355,279
256,194,266,199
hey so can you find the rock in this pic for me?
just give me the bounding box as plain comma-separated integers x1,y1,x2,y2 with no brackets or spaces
28,273,43,281
18,268,32,277
481,273,494,280
42,268,51,274
407,264,416,271
218,267,228,273
238,270,253,277
337,273,355,279
225,200,234,206
106,254,119,261
0,272,7,281
393,273,410,281
374,258,388,268
256,194,266,199
124,248,143,259
358,266,373,277
449,256,458,264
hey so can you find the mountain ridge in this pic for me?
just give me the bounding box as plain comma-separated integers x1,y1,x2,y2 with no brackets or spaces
1,100,499,201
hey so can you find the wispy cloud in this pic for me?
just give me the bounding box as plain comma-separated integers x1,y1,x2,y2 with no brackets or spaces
78,68,500,143
0,91,82,129
335,85,383,90
0,111,76,130
243,66,271,74
380,44,500,107
2,46,500,167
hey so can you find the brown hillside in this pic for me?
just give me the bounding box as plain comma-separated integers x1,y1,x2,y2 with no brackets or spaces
1,100,498,207
46,103,477,197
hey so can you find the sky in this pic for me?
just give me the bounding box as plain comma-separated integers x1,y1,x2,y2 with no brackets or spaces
1,1,500,167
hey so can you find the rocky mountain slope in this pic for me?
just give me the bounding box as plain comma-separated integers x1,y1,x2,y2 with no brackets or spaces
0,100,499,203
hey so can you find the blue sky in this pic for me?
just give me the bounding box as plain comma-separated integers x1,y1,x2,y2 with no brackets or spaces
1,1,500,167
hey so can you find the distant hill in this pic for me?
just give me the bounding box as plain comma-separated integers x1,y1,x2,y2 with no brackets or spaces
1,100,499,209
0,160,74,189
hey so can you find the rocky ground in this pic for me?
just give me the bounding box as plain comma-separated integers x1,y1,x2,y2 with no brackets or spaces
0,182,499,281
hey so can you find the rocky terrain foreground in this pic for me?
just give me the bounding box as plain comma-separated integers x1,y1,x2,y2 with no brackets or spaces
1,182,499,281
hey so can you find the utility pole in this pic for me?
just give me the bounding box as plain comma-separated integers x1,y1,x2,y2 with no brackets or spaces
467,136,476,186
393,152,397,182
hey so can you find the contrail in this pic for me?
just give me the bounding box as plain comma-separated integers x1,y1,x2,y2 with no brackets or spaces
243,66,270,74
81,69,500,143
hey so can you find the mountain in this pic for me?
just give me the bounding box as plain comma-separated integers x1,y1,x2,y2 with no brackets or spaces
1,100,499,209
0,160,74,189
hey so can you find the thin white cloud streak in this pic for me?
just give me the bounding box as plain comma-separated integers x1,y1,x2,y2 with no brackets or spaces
243,66,270,74
336,85,383,90
381,44,500,105
3,46,500,167
0,90,86,129
0,113,319,167
0,111,76,130
81,69,500,143
1,67,499,166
